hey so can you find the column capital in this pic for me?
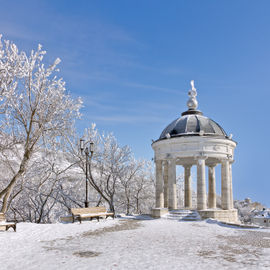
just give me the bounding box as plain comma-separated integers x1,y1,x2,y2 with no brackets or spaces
227,154,234,164
195,155,208,166
183,164,192,169
220,158,229,165
229,159,235,164
167,159,176,165
207,163,217,168
155,159,163,164
165,153,173,159
194,152,208,161
163,160,169,166
221,158,234,165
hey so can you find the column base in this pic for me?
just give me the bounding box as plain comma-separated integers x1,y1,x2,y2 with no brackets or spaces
151,208,169,218
198,209,239,223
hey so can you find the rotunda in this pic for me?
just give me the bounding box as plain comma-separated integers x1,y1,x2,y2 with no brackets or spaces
151,81,238,223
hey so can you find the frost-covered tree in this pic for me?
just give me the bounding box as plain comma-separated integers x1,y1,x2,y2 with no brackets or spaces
234,198,265,223
87,128,131,214
0,36,82,213
118,159,144,215
68,125,156,215
8,150,84,223
118,160,155,215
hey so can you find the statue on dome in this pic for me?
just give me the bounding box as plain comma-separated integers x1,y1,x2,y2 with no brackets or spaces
187,80,198,110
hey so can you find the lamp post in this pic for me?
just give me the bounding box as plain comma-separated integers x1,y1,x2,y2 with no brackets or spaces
80,139,94,208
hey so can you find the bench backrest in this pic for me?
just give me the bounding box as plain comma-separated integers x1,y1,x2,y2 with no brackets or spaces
0,212,6,222
71,206,107,216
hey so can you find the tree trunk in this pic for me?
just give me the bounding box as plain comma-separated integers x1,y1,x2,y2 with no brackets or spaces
96,196,102,207
1,173,23,213
136,197,139,214
0,155,29,213
126,197,130,215
108,199,115,214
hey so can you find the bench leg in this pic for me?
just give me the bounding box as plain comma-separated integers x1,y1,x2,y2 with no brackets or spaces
5,225,16,232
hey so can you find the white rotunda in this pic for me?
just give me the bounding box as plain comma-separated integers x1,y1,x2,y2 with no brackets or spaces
151,81,238,223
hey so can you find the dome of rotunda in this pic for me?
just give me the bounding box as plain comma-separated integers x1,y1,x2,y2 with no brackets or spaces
159,81,228,140
159,112,227,140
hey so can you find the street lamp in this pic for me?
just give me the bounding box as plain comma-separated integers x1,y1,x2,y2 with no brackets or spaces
80,139,94,208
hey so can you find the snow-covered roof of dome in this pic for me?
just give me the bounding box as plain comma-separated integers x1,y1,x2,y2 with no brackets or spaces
159,81,229,140
159,113,227,140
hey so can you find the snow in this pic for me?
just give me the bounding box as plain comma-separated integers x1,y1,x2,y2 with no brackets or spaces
0,218,270,270
253,209,270,219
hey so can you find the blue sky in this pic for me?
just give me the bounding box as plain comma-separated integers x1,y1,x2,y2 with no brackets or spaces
1,0,270,206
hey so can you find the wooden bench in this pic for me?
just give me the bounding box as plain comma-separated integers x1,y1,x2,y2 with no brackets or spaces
71,206,114,223
0,213,16,232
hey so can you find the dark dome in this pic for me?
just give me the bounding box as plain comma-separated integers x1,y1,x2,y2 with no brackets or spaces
159,112,227,140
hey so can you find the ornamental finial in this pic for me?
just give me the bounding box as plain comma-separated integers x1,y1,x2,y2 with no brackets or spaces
187,80,198,110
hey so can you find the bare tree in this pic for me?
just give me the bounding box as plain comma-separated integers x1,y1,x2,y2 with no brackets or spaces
69,125,133,214
118,159,154,215
6,149,86,223
90,132,131,213
0,36,82,213
132,162,155,214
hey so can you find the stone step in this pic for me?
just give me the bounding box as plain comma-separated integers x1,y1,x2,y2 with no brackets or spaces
170,210,194,214
170,211,196,214
167,214,200,218
164,209,201,221
168,214,198,218
166,216,201,221
169,211,197,215
182,216,200,220
169,212,199,216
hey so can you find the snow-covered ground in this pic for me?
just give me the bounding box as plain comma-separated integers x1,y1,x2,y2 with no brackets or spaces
0,217,270,270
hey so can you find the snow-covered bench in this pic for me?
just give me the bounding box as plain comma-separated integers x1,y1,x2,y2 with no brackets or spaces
0,212,16,232
71,206,114,223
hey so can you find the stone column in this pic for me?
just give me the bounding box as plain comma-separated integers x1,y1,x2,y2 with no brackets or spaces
221,159,230,210
208,164,217,209
197,156,207,210
168,159,177,210
229,160,234,209
163,161,169,208
155,160,164,208
184,165,192,208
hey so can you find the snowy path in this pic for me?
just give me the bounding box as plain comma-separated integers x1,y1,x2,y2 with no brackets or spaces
0,218,270,270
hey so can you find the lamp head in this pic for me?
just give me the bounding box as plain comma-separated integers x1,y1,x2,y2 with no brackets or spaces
90,142,94,155
80,139,85,155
